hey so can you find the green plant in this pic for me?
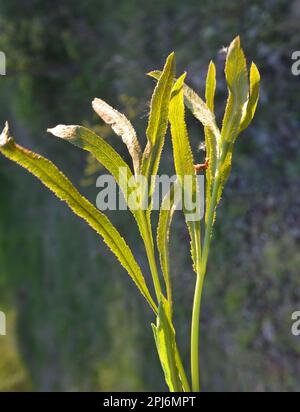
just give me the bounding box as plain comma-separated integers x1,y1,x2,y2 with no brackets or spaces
0,36,259,392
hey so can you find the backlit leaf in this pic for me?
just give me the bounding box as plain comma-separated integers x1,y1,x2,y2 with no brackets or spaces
157,180,180,311
152,296,182,392
0,122,156,312
220,36,249,146
92,97,142,174
148,69,220,143
239,62,260,133
204,61,218,223
141,53,175,211
216,37,252,207
169,74,201,273
48,125,132,196
48,124,164,303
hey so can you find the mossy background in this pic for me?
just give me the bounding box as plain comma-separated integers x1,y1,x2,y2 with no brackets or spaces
0,0,300,391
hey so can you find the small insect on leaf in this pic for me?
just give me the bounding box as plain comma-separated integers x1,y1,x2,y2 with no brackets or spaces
194,158,209,174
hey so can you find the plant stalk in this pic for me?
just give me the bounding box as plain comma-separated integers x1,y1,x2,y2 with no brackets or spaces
191,173,221,392
142,213,191,392
141,213,162,302
175,346,191,392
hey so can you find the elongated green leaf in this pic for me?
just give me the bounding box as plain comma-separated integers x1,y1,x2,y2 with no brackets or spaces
148,70,221,143
220,36,249,146
169,74,195,179
48,124,157,268
152,297,182,392
205,61,216,113
47,124,161,296
92,97,142,174
48,125,133,197
239,62,260,133
216,38,257,207
0,122,156,312
141,53,175,210
204,61,217,223
169,74,201,273
157,180,180,311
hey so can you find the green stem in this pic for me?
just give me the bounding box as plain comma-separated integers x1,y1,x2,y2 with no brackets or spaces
142,213,191,392
175,345,191,392
191,271,205,392
191,173,221,392
139,202,194,392
141,213,162,302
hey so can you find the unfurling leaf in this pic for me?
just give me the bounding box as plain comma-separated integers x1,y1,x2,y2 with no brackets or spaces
92,97,142,174
0,122,156,313
152,297,182,392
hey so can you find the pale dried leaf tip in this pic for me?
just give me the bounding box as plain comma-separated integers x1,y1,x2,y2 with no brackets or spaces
92,97,134,141
92,98,138,146
92,97,142,173
47,125,78,139
0,121,10,146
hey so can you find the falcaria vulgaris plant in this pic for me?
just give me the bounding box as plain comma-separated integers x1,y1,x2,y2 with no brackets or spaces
0,37,259,392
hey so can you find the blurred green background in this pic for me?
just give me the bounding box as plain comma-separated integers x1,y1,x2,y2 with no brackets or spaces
0,0,300,391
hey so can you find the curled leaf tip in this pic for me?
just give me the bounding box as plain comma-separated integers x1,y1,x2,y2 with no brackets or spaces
0,121,10,146
47,125,78,139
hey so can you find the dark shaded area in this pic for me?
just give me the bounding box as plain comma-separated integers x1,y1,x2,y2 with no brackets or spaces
0,0,299,391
